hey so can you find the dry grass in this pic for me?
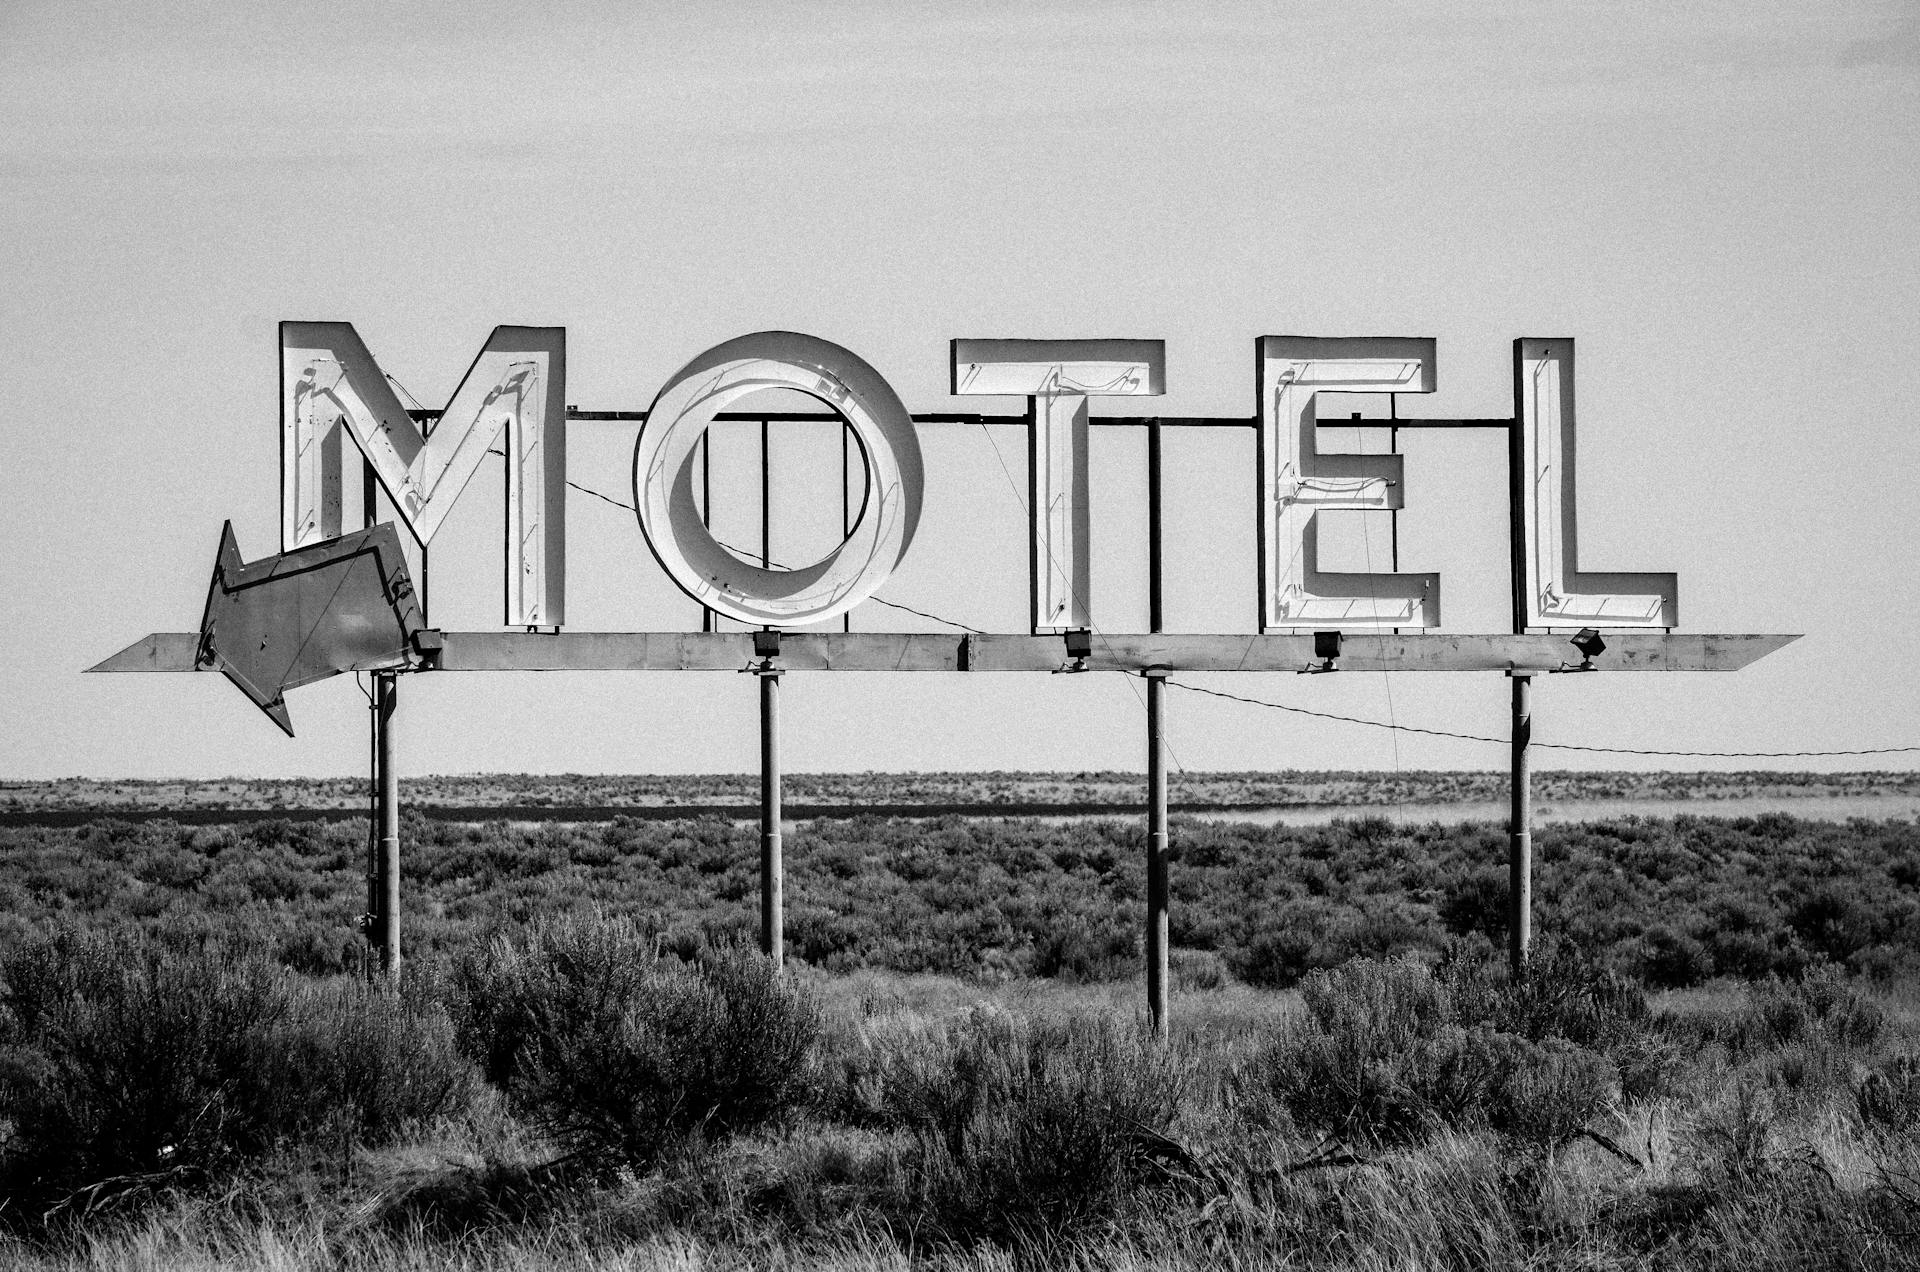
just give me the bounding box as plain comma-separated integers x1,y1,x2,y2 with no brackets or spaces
4,962,1919,1271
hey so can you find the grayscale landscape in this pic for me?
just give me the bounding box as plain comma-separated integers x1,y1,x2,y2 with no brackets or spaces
6,0,1917,1267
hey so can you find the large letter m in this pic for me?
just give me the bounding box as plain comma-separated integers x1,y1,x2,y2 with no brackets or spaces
280,323,566,627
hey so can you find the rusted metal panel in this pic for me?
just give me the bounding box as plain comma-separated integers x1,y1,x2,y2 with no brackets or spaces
197,521,423,734
939,632,1796,673
86,633,202,673
430,631,1796,673
432,631,968,672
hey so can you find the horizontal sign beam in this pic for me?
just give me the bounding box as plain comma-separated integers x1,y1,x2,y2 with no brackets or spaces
964,633,1796,674
92,632,1798,675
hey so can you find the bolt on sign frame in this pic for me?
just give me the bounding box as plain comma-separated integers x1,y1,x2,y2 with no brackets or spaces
94,327,1798,1031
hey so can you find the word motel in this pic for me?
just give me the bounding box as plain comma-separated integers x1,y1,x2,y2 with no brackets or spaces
280,325,1677,635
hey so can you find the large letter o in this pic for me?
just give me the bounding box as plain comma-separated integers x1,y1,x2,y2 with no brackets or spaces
633,332,924,627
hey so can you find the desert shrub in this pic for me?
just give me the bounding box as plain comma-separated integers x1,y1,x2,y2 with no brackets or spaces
1030,911,1136,982
1485,1038,1617,1146
1450,940,1678,1103
1609,1029,1690,1104
1259,960,1496,1145
1438,867,1510,944
1253,956,1619,1149
1786,886,1879,966
1856,1052,1920,1135
7,807,1920,988
870,1009,1191,1244
274,923,355,977
1688,1079,1782,1184
0,929,289,1215
1697,896,1802,981
247,978,475,1149
1231,900,1350,988
450,915,820,1175
1637,924,1716,988
1735,964,1885,1055
1849,942,1920,982
1301,955,1449,1048
1261,1018,1494,1146
1170,947,1229,991
1442,939,1653,1052
1233,927,1322,989
1762,1038,1858,1108
0,929,471,1222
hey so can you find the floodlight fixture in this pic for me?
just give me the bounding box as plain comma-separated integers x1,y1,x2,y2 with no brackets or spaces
410,628,445,668
746,627,782,674
1056,627,1094,673
1301,630,1342,674
1568,627,1605,671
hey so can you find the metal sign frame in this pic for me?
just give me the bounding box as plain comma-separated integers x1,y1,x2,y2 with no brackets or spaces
91,324,1800,1034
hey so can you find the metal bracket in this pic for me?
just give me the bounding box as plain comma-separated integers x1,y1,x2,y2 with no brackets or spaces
410,628,444,671
1299,630,1342,674
744,628,784,675
1551,627,1606,673
1054,627,1093,674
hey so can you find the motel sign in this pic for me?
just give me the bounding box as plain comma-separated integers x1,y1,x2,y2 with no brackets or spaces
93,320,1794,1032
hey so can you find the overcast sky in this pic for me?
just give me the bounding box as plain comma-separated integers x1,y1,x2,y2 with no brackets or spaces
4,1,1917,780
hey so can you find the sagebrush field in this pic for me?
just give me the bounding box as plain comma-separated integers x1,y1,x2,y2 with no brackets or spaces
0,794,1916,1268
2,806,1915,986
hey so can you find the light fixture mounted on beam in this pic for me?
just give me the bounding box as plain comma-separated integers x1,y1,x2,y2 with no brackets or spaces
746,627,782,675
1563,627,1605,672
1056,628,1094,674
1301,630,1342,674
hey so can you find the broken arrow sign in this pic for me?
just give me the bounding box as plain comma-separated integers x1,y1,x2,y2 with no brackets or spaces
194,521,425,736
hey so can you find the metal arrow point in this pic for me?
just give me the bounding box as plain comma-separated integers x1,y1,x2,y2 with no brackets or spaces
87,521,427,736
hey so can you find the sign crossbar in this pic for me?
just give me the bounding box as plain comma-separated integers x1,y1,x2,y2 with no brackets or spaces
92,631,1797,676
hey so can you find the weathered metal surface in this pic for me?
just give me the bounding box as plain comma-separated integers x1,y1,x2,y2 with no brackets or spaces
950,339,1166,397
1509,673,1533,975
962,633,1798,673
1514,339,1677,629
760,669,783,968
282,323,567,627
180,522,422,734
439,631,970,672
1259,336,1441,630
1145,672,1169,1040
87,632,202,672
954,339,1166,634
374,671,400,981
634,332,924,628
92,630,1799,676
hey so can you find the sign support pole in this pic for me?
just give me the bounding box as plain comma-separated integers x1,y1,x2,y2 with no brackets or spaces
1144,417,1170,1040
1145,671,1170,1041
1508,672,1532,977
700,435,715,634
1503,410,1532,980
374,669,401,985
760,667,784,968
